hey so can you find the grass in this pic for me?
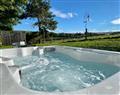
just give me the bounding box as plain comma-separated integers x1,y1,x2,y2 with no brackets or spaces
0,35,120,52
0,45,13,49
33,38,120,52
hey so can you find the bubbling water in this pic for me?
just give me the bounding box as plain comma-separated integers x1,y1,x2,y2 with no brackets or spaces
20,58,105,92
13,51,119,92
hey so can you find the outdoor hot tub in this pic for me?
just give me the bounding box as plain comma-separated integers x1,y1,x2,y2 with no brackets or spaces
0,46,120,95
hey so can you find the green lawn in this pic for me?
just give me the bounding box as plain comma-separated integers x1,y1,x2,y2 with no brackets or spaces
0,37,120,52
0,45,13,49
33,38,120,52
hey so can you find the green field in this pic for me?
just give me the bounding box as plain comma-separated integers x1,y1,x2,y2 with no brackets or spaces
0,45,13,49
1,34,120,52
33,37,120,52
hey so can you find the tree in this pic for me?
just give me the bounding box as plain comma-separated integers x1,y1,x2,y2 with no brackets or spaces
34,12,57,42
21,0,57,43
0,0,28,30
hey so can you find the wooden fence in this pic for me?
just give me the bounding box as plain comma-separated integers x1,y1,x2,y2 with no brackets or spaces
0,31,26,45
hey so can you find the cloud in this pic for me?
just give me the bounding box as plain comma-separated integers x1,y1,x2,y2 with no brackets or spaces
99,20,107,25
111,18,120,25
54,28,83,33
55,28,64,32
50,8,78,19
111,29,120,32
90,29,110,33
54,28,120,33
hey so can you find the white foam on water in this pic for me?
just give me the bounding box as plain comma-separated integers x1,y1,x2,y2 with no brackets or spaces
98,71,106,79
34,58,49,65
20,57,106,92
13,52,119,92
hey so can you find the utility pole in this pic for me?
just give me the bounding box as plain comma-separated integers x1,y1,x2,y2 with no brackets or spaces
84,13,90,40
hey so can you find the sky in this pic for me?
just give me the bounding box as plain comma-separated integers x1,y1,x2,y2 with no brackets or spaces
13,0,120,33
